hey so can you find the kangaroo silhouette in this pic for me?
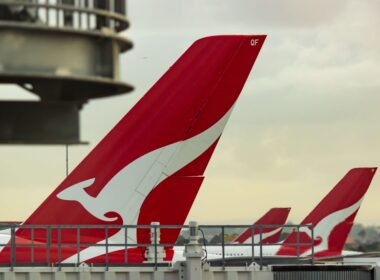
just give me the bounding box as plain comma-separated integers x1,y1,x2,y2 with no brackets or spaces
57,108,233,263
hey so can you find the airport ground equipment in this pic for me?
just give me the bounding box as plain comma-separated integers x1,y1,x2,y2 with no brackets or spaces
0,0,133,144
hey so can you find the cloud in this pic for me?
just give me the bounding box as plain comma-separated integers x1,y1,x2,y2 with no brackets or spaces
130,0,349,32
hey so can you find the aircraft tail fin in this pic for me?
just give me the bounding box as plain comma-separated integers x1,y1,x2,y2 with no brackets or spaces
276,167,377,258
233,208,290,244
7,35,266,264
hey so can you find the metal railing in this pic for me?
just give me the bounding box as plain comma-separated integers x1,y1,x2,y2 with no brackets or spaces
199,224,315,269
0,223,315,269
0,0,128,32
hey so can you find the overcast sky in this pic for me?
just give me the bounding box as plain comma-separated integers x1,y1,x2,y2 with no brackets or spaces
0,0,379,225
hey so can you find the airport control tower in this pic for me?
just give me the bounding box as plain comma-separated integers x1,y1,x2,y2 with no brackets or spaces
0,0,133,144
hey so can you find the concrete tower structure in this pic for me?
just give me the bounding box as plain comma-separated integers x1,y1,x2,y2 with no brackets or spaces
0,0,132,144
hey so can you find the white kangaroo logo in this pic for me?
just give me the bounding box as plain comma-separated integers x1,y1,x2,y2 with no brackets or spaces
58,108,233,263
299,198,363,257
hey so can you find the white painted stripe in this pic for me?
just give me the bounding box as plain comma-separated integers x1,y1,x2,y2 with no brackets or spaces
241,227,283,244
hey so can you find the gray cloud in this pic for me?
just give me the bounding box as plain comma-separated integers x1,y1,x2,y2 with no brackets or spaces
130,0,349,31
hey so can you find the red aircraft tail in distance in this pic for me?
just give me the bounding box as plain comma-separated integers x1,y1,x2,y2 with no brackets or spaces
276,167,377,258
232,208,291,244
0,35,266,264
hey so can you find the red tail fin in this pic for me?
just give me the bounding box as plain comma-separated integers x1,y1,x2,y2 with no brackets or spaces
233,208,290,244
5,35,266,263
276,167,377,258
